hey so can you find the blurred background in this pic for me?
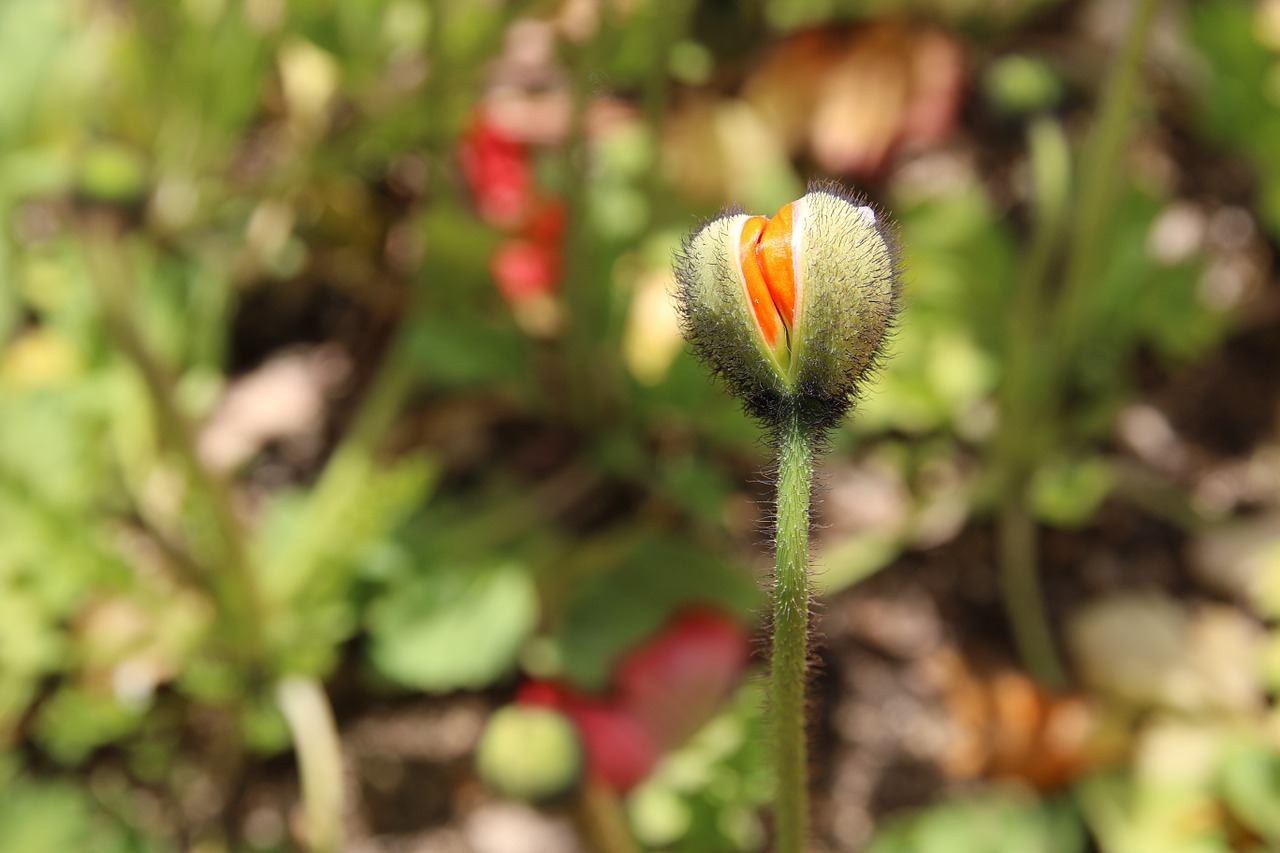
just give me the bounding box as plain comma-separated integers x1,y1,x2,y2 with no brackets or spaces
2,0,1280,850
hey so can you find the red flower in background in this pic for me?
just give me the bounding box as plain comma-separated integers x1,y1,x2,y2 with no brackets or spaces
459,112,567,307
489,199,565,303
614,607,752,750
513,608,751,793
459,114,534,229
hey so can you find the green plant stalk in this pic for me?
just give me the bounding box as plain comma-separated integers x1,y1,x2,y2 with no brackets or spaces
268,325,418,599
277,676,345,853
997,503,1065,686
574,782,640,853
640,0,680,208
87,235,267,674
990,0,1158,686
561,32,601,424
1055,0,1161,373
996,118,1071,687
771,408,814,853
560,15,623,427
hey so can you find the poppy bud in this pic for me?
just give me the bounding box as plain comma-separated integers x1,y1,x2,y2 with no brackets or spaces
673,183,900,432
475,704,583,802
515,681,660,793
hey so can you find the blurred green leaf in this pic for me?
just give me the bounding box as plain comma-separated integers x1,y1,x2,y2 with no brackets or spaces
1190,0,1280,237
0,0,76,142
1078,769,1233,853
1030,454,1115,528
867,791,1086,853
1218,739,1280,844
0,778,142,853
76,142,149,203
813,530,904,595
34,686,144,765
984,55,1065,118
476,705,583,802
367,560,538,692
859,180,1010,436
257,452,436,675
406,313,534,391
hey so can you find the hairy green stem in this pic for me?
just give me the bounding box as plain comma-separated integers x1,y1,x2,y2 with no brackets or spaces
771,409,814,853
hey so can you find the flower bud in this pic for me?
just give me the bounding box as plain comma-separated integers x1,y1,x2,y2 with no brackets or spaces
476,704,583,802
515,681,660,793
673,183,900,432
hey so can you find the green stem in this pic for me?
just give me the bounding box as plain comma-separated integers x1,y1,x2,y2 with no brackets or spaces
87,234,267,674
560,16,619,427
1004,118,1069,430
573,782,640,853
992,0,1158,687
1055,0,1161,372
267,326,417,600
995,119,1071,687
640,1,677,208
277,677,345,853
771,408,814,853
997,503,1067,688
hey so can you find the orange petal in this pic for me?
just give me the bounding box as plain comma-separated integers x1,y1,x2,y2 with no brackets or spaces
757,202,796,327
738,216,781,347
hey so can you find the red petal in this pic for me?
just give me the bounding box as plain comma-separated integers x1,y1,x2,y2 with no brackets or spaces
459,114,535,228
613,608,750,750
492,239,561,302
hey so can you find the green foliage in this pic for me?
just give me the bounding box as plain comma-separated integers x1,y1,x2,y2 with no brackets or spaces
868,791,1085,853
0,774,152,853
1190,0,1280,237
1220,740,1280,846
0,0,1278,849
367,559,539,692
629,681,773,852
476,705,583,802
858,177,1010,436
1029,454,1114,528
